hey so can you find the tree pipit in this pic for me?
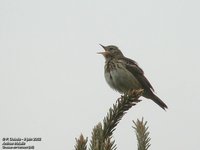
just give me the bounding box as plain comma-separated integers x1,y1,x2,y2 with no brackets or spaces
98,44,168,110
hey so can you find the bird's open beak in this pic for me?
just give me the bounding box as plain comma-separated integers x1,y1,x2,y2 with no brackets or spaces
99,44,106,50
97,44,110,57
97,51,111,57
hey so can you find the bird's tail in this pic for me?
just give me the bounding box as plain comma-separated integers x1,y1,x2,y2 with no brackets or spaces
151,94,168,110
144,91,168,110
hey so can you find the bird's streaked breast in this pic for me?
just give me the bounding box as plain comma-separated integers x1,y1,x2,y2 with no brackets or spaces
104,60,142,93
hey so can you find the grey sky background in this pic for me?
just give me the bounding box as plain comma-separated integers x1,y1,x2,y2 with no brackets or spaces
0,0,200,150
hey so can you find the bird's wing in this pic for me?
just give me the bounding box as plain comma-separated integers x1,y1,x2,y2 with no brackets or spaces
120,57,154,91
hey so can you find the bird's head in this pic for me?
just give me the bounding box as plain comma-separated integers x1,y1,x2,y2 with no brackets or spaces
97,44,124,60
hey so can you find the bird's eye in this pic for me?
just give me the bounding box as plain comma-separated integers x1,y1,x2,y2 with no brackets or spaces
109,48,114,50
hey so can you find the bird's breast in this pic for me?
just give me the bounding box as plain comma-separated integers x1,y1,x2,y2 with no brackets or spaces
104,60,142,93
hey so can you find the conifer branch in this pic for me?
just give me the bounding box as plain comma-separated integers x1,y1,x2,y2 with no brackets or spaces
75,134,88,150
133,118,151,150
89,123,104,150
74,89,144,150
89,123,117,150
103,89,143,139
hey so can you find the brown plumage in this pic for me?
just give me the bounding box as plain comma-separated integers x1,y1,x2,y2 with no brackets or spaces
98,44,168,110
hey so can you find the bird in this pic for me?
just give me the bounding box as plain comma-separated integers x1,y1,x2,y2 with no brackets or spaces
97,44,168,110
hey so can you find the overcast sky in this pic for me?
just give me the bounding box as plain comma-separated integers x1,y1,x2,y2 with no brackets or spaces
0,0,200,150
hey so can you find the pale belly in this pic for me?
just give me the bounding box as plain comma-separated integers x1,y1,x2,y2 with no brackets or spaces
104,67,142,93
